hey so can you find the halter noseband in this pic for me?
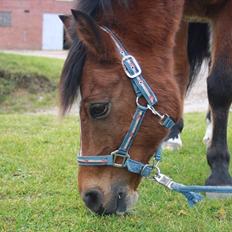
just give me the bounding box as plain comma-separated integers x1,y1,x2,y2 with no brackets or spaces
77,26,175,177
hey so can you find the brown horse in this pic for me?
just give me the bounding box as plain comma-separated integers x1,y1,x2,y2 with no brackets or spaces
59,0,232,214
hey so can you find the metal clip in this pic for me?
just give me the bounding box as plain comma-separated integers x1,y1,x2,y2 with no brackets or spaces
147,105,164,120
147,105,174,128
154,173,174,189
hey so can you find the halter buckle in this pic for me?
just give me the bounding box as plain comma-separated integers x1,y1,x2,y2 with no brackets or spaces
111,150,130,168
122,55,142,78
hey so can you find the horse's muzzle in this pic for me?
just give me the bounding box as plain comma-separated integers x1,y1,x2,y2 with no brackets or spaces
82,187,129,215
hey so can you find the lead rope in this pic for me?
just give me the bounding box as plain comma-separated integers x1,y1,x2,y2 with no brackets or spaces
151,147,204,206
152,148,232,207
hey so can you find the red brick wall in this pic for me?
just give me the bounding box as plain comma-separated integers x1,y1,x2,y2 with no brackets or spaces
0,0,74,50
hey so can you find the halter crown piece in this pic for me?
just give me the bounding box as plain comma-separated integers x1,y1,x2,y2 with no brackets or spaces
77,26,175,177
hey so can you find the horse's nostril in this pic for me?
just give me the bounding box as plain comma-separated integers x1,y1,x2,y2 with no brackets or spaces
118,192,125,200
83,189,103,213
116,191,127,213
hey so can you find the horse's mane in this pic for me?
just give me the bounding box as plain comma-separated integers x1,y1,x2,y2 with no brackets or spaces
60,0,130,114
77,0,130,15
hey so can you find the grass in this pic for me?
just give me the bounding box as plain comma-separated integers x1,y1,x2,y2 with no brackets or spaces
0,53,64,113
0,53,64,82
0,113,232,232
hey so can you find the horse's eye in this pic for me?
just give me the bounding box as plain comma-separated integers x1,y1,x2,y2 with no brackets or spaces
89,102,111,119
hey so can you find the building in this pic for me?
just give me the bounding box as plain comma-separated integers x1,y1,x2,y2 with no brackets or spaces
0,0,74,50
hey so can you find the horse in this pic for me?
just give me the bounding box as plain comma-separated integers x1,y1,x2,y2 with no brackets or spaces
59,0,232,215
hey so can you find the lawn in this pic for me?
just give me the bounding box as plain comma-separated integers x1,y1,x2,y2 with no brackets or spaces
0,53,64,113
0,53,63,82
1,113,232,231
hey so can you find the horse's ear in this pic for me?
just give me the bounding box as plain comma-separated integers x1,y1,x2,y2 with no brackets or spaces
59,15,72,30
71,9,106,56
59,15,73,46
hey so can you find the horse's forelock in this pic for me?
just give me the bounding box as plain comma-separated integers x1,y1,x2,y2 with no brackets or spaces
59,39,86,115
59,0,131,115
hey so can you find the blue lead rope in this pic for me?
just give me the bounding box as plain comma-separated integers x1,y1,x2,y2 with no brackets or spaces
153,147,232,207
154,173,232,207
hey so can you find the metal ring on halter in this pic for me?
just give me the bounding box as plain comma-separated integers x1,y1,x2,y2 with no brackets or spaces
140,164,152,176
148,163,161,180
153,160,160,169
136,96,149,110
154,165,161,177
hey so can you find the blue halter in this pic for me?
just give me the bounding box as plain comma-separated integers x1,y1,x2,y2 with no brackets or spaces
77,26,232,207
77,26,175,177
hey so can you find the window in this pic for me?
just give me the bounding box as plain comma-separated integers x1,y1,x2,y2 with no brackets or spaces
0,12,11,27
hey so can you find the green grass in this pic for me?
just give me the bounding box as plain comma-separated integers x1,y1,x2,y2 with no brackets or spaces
0,53,64,82
0,53,64,113
0,113,232,232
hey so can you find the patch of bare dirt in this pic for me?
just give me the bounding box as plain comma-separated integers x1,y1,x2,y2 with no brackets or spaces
0,70,55,97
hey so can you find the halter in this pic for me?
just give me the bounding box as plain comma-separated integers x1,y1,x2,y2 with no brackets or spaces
76,26,232,207
77,26,175,177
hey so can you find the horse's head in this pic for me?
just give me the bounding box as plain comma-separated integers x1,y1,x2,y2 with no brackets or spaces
60,1,183,215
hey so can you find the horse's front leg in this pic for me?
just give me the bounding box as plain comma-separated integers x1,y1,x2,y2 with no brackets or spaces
206,2,232,187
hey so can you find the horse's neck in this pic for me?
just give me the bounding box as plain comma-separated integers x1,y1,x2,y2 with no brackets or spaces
101,1,184,121
101,0,184,75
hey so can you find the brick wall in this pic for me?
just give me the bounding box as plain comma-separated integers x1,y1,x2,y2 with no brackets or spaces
0,0,74,50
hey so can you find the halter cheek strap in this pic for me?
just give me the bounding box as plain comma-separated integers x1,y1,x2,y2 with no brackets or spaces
77,26,175,177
